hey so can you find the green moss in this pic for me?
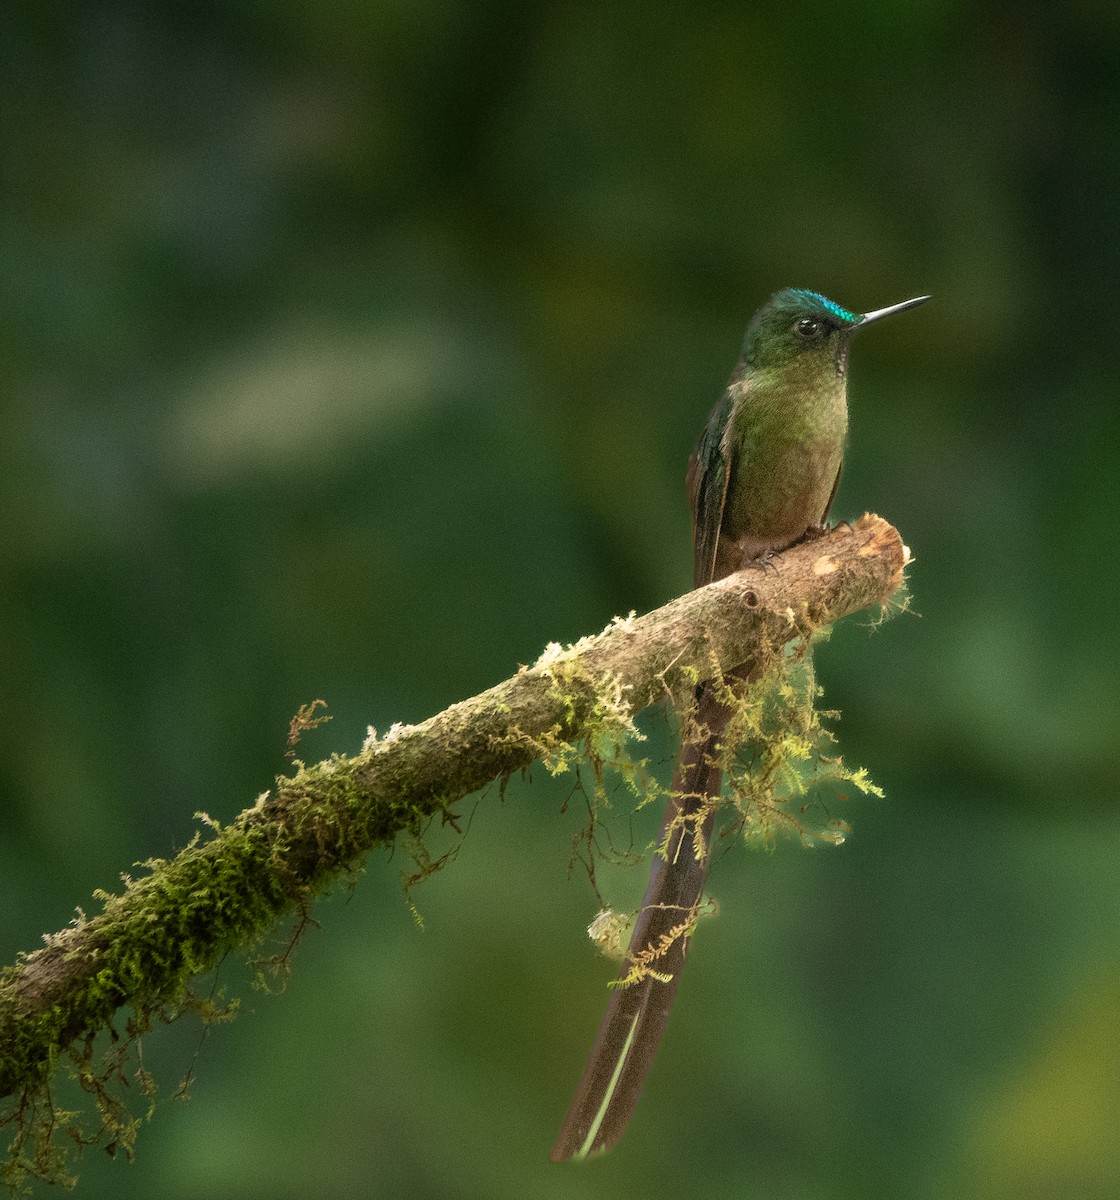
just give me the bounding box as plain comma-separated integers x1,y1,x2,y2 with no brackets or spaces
0,601,890,1190
717,636,883,849
565,629,886,971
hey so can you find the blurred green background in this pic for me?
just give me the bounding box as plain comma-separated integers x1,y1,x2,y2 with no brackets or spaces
3,3,1120,1197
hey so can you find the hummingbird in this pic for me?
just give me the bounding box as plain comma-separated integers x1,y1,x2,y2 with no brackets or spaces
550,288,930,1162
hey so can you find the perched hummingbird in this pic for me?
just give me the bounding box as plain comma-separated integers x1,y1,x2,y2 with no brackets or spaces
551,288,930,1162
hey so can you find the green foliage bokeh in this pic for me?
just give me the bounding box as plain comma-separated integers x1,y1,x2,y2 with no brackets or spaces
3,3,1119,1197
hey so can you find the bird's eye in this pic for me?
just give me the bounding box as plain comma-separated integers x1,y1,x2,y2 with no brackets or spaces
795,317,821,339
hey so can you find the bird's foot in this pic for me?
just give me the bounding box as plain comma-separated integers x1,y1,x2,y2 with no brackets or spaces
745,547,780,574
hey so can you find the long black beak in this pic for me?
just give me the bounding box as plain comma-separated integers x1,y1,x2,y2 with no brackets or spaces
855,294,932,329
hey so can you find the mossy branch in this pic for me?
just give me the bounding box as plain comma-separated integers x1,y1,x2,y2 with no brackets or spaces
0,514,906,1139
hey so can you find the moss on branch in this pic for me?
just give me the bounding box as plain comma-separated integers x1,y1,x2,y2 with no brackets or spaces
0,513,907,1188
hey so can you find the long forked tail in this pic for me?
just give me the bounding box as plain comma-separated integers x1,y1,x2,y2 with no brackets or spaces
550,694,728,1161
